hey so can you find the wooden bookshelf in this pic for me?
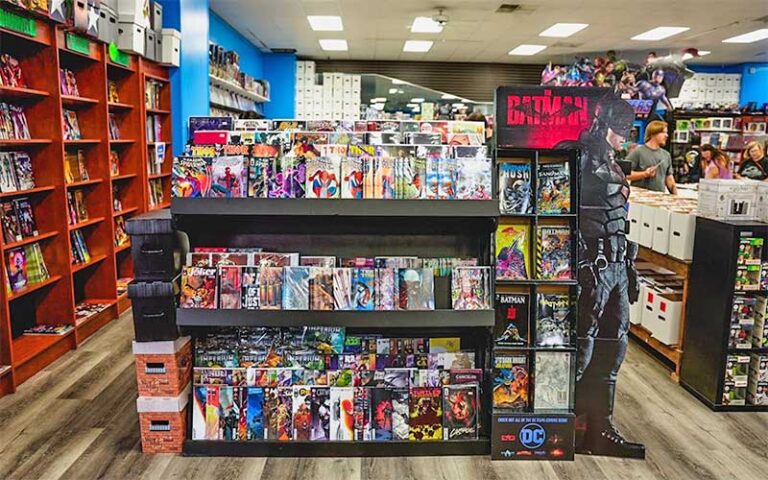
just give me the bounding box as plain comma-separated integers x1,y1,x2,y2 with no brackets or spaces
0,11,173,397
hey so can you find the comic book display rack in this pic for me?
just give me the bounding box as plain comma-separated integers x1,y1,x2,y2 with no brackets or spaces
491,147,580,460
164,121,499,457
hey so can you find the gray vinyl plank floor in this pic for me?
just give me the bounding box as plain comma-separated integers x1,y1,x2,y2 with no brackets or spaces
0,311,766,480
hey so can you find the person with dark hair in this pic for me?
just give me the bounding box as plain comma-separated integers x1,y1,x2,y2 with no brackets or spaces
467,111,493,141
736,141,767,181
702,144,733,180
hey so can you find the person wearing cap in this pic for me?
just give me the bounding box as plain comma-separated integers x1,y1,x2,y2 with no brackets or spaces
626,120,678,194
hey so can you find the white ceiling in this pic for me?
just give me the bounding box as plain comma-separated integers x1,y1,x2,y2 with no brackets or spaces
211,0,768,65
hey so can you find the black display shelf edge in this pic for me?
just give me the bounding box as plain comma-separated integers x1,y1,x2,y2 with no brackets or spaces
182,439,490,457
176,308,496,328
495,280,578,286
171,198,500,218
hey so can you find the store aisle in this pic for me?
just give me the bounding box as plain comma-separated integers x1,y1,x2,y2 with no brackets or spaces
0,312,766,480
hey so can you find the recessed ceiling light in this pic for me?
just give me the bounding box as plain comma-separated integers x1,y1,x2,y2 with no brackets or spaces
631,26,690,41
508,44,547,56
307,16,343,32
699,50,711,56
319,39,348,51
370,97,387,103
392,79,407,85
722,29,768,44
411,16,443,33
403,40,433,53
441,94,457,99
388,88,398,94
410,98,425,103
452,103,466,108
539,23,589,38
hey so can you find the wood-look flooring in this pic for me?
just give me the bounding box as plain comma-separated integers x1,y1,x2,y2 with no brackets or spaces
1,312,766,480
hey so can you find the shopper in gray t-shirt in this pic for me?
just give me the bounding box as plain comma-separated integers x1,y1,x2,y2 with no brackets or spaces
626,120,678,194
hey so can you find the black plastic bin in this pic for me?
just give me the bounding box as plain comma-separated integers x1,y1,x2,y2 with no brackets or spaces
126,209,182,282
128,280,180,342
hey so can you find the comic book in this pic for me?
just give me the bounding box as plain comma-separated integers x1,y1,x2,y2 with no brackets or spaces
409,387,442,441
263,388,280,440
248,156,271,198
455,156,492,200
333,267,353,310
495,293,530,347
219,387,238,440
348,145,375,199
449,369,483,385
330,387,354,441
309,387,330,441
285,154,308,199
179,266,218,309
498,163,533,214
537,163,571,214
242,267,259,310
375,268,396,311
1,202,21,242
209,155,246,198
390,388,409,440
534,351,572,411
259,266,283,309
442,384,479,440
451,267,491,310
218,265,242,309
309,267,334,310
205,385,220,440
398,268,435,311
300,256,336,268
352,268,375,311
276,387,293,440
306,156,341,199
370,388,393,440
492,354,529,410
537,226,572,280
13,152,34,190
192,386,207,440
0,153,18,192
292,386,313,440
536,294,572,347
282,266,310,310
437,148,456,200
341,156,364,199
417,146,441,200
495,222,530,280
353,387,373,441
246,387,265,440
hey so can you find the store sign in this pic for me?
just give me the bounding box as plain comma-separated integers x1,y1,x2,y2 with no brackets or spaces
0,7,36,37
66,33,91,56
491,412,575,460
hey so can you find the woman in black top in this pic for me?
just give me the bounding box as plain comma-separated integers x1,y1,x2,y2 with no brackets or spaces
737,141,768,181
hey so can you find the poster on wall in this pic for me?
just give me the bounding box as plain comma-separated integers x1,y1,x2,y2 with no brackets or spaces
495,86,646,459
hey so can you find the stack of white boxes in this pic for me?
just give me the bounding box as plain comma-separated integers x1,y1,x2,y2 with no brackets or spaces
629,262,685,346
673,73,742,109
698,179,762,222
295,60,361,120
115,0,180,66
628,188,698,261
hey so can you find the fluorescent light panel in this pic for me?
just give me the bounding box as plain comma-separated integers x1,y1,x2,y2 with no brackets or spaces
388,88,398,94
722,29,768,44
403,40,433,52
410,98,425,103
319,39,348,51
539,23,589,38
370,97,387,103
307,15,343,31
632,26,689,41
441,94,457,99
411,16,443,33
508,44,547,55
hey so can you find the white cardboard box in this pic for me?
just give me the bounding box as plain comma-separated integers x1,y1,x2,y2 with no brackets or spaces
652,207,672,255
641,286,660,332
668,210,696,260
698,179,759,221
117,22,145,55
652,292,683,345
117,0,149,28
757,183,768,223
630,283,648,325
639,204,656,248
305,61,316,76
628,203,641,243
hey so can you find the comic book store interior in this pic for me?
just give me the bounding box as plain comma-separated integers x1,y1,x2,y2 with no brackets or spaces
1,0,768,478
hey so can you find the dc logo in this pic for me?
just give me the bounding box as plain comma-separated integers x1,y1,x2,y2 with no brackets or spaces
520,423,546,449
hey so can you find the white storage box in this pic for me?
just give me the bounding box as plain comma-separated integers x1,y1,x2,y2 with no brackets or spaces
98,5,118,44
641,286,660,333
630,283,648,325
118,22,145,55
296,62,306,75
668,210,696,261
757,183,768,223
118,0,149,28
305,61,316,76
144,29,157,61
651,293,683,345
628,202,641,243
698,179,759,221
652,207,672,255
639,204,656,248
160,28,180,66
150,1,162,31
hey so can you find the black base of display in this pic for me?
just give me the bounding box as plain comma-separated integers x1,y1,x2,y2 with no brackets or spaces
183,439,490,457
680,380,768,412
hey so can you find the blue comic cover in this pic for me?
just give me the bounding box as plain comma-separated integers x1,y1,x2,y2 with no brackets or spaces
352,268,375,311
499,163,533,214
282,266,310,310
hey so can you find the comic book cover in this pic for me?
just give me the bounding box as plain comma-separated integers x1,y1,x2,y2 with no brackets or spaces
419,121,449,142
449,121,485,136
13,152,34,190
437,148,456,200
495,222,530,280
180,266,218,308
248,156,271,198
405,132,442,145
236,386,249,440
308,387,331,441
341,156,364,199
347,145,375,199
492,354,529,410
209,155,246,198
258,266,283,309
330,387,354,441
282,266,310,310
495,293,530,347
192,386,207,440
218,265,242,309
1,202,21,242
263,388,279,440
242,267,259,310
328,370,355,388
352,268,375,311
451,267,491,310
333,267,353,310
306,156,341,199
205,385,220,440
409,387,442,441
252,252,297,267
310,267,334,310
498,163,533,214
353,387,372,441
443,384,479,440
370,388,392,440
455,156,492,200
536,294,572,347
384,368,412,389
389,388,409,440
219,387,238,440
304,326,345,354
276,387,293,441
292,386,313,440
416,146,441,200
0,153,18,193
301,256,336,268
537,163,571,214
283,154,308,199
449,369,483,385
537,226,572,280
375,268,396,311
398,268,435,311
534,351,572,411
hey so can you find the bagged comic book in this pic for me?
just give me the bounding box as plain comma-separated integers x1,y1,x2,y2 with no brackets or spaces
537,226,572,280
353,387,373,441
391,388,409,440
495,293,530,347
495,222,530,280
13,153,34,190
247,157,271,198
398,268,435,310
310,387,331,441
330,386,354,441
451,267,491,310
258,266,283,309
443,384,479,440
352,268,375,311
192,386,207,440
242,267,260,310
218,265,242,309
534,351,572,411
455,156,492,200
220,387,237,440
536,293,572,346
282,266,310,310
499,162,533,214
173,156,211,198
375,268,396,311
492,354,528,409
209,155,246,198
292,386,313,440
180,266,218,308
537,163,571,214
246,387,266,440
417,146,441,200
333,267,353,310
371,388,393,440
341,156,364,199
409,387,442,440
306,156,341,199
309,267,334,310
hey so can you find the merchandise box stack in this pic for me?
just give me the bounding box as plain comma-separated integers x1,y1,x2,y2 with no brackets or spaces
628,188,698,260
698,179,761,223
672,73,742,110
295,61,362,120
136,384,191,454
630,262,685,345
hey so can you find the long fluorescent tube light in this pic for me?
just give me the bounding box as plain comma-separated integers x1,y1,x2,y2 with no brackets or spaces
319,39,348,51
508,44,547,55
403,40,433,52
307,16,343,31
411,17,443,33
722,29,768,44
632,26,690,41
539,23,589,38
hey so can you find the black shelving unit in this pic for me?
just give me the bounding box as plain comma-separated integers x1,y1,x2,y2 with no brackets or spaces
680,217,768,412
171,187,499,455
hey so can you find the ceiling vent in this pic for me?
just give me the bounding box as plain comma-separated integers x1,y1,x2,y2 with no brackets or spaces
496,4,521,13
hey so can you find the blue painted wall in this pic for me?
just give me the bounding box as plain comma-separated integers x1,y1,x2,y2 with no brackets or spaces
209,12,264,79
264,53,297,118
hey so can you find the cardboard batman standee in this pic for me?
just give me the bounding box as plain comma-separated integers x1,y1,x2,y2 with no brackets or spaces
495,86,645,459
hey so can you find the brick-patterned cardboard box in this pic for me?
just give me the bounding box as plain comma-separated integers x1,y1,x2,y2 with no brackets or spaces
133,336,192,397
137,385,190,454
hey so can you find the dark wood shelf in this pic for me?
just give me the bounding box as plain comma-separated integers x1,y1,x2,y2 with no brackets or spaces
111,173,137,182
71,254,108,273
13,329,74,367
0,185,55,199
143,73,169,83
113,207,138,217
8,275,63,301
66,178,103,188
58,46,98,63
1,230,58,251
63,139,101,145
114,242,131,253
149,202,171,211
60,95,99,108
0,86,50,100
176,308,495,328
0,139,52,147
146,107,170,115
108,102,134,112
68,217,105,231
146,141,170,146
107,61,135,73
148,172,171,180
109,139,136,145
75,299,118,328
